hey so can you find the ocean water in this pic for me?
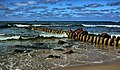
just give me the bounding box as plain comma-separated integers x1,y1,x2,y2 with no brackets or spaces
0,21,120,39
0,21,120,69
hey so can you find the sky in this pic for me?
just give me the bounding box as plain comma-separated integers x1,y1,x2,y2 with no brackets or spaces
0,0,120,21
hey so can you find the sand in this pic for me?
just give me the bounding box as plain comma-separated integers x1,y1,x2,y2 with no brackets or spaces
54,61,120,70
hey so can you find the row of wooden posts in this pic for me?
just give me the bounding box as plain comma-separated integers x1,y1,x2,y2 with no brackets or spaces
31,27,120,48
31,27,64,34
66,32,120,48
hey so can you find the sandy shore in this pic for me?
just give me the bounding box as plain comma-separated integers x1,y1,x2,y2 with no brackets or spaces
54,61,120,70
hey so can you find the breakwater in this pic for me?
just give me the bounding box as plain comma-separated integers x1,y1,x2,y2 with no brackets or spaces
32,27,120,48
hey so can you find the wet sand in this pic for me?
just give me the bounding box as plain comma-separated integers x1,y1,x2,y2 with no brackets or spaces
54,61,120,70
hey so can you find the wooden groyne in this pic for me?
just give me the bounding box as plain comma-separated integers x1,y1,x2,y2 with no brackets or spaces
31,27,65,34
31,27,120,48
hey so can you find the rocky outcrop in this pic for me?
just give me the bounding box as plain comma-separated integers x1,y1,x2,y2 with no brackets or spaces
57,40,66,44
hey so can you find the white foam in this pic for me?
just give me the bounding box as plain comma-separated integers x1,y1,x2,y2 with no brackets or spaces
0,34,5,36
32,24,69,27
82,24,120,28
15,24,30,27
0,36,20,40
39,32,67,38
92,60,103,63
116,56,120,58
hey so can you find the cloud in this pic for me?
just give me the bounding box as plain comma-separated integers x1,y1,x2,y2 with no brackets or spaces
66,4,73,6
52,8,65,11
0,4,5,9
26,6,48,10
107,2,120,6
84,3,103,8
0,4,9,10
43,12,55,17
11,1,37,6
117,7,120,10
66,6,84,11
40,0,60,4
100,9,110,12
62,13,72,17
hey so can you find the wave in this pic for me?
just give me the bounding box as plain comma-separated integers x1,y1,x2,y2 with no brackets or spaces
0,32,67,41
32,24,70,27
39,32,67,38
82,24,120,28
89,32,120,37
15,24,30,27
0,36,20,41
0,34,5,36
1,23,83,28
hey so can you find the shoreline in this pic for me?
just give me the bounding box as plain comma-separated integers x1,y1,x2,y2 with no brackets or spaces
54,60,120,70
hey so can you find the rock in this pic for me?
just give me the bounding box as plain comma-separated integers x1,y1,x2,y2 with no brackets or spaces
46,55,61,59
57,40,66,44
117,50,120,53
100,33,111,38
63,50,74,54
80,31,88,35
66,30,73,33
74,28,83,34
53,48,65,51
13,49,30,53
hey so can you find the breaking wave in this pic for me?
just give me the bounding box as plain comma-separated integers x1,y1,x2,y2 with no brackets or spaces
82,24,120,28
0,33,67,41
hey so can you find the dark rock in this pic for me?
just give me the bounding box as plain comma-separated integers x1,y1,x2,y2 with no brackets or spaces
80,31,88,35
13,49,32,53
46,55,61,59
53,48,65,51
117,50,120,53
10,44,52,50
57,40,66,44
74,28,83,34
100,33,111,38
63,50,74,54
32,43,44,46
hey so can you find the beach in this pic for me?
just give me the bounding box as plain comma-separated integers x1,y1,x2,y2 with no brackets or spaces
54,61,120,70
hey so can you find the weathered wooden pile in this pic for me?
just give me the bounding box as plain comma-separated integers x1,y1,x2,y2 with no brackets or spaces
66,28,120,48
31,27,64,34
31,27,120,48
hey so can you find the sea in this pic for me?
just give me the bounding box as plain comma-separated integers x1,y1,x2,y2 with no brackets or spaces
0,21,120,70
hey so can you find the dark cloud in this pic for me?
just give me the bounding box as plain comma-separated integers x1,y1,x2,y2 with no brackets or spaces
11,1,37,6
66,6,84,11
66,4,73,6
43,12,55,17
52,8,65,11
75,9,99,14
84,3,103,8
117,7,120,10
0,4,9,10
40,0,60,4
26,6,48,10
0,4,5,9
100,9,110,12
107,2,120,6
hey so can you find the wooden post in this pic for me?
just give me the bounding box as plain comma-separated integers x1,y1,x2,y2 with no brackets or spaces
86,35,90,42
80,34,84,41
96,36,100,44
99,37,104,45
